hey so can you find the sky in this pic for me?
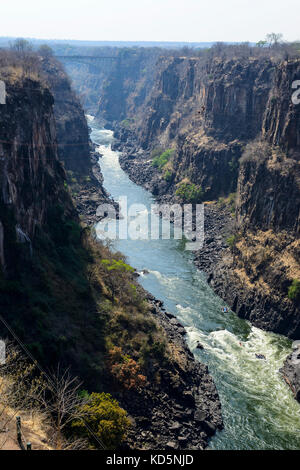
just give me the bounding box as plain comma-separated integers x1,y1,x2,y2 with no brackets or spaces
1,0,299,43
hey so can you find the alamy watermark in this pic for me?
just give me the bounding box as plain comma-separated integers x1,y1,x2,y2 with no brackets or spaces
0,80,6,104
96,196,204,251
0,340,5,365
291,80,300,105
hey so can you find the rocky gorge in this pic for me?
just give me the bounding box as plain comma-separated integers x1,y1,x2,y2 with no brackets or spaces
0,49,223,449
92,50,300,403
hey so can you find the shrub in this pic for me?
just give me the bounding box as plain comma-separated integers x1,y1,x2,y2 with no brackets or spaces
240,140,272,164
229,157,239,173
109,347,146,390
101,259,134,273
140,339,168,368
72,392,130,449
120,119,131,129
217,196,225,208
152,149,174,171
288,279,300,301
228,192,236,205
176,182,203,203
228,192,236,214
164,170,173,182
226,235,236,248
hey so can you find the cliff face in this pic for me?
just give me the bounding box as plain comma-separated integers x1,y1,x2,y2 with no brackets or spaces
41,58,91,175
263,60,300,151
280,343,300,403
0,74,107,383
208,61,300,339
96,49,161,125
133,57,274,148
109,57,277,201
0,77,73,273
237,144,300,233
40,57,113,224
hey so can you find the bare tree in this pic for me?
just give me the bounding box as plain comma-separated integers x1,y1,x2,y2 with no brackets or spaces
266,33,283,48
0,343,90,450
11,39,33,54
33,366,89,450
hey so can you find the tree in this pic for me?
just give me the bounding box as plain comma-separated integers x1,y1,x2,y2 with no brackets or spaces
72,392,130,449
11,38,33,54
33,366,89,450
10,39,37,76
176,182,203,203
152,149,174,171
288,279,300,301
109,346,146,390
38,44,53,59
266,33,283,48
256,40,267,48
100,258,135,302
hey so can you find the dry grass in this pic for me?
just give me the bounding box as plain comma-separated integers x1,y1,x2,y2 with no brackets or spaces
233,229,300,298
0,377,53,451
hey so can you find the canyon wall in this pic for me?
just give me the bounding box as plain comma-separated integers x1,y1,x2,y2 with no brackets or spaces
0,71,108,383
210,61,300,339
97,54,300,340
0,77,73,272
106,57,277,200
40,56,113,223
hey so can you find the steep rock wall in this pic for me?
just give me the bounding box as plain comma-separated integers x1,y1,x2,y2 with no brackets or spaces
109,57,276,201
0,77,73,272
208,61,300,339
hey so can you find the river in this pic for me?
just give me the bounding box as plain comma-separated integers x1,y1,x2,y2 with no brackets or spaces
88,116,300,450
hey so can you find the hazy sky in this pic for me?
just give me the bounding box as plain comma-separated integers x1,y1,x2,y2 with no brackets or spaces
1,0,299,43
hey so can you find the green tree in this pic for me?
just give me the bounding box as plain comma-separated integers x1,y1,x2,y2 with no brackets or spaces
164,170,173,182
288,279,300,301
256,40,267,48
101,258,136,302
38,44,53,59
152,149,174,171
176,182,203,203
226,235,236,249
72,392,130,449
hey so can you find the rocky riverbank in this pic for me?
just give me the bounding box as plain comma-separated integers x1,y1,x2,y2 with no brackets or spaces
70,145,117,225
120,294,223,450
280,343,300,404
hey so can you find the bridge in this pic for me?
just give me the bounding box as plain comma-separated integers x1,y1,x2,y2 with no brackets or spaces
55,55,121,74
55,55,118,61
55,55,119,71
